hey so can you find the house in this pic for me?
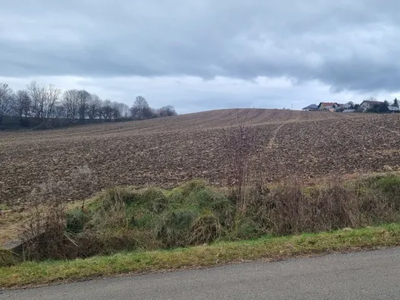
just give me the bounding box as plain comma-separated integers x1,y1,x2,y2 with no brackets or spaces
317,102,339,111
302,104,318,111
388,105,400,113
359,100,383,112
342,102,355,109
335,102,354,112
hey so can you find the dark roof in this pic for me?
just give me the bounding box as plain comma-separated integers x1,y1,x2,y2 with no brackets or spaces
303,104,318,110
360,100,383,105
318,102,337,107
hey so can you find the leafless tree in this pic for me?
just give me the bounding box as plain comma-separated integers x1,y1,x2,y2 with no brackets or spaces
1,81,176,128
27,81,46,119
44,84,61,119
87,94,102,121
112,107,122,119
77,90,90,121
130,96,154,120
112,102,129,119
157,105,177,117
62,90,80,121
0,83,13,124
101,100,114,121
54,104,67,119
121,103,130,118
10,90,31,119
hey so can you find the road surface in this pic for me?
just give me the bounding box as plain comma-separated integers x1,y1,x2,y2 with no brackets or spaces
3,248,400,299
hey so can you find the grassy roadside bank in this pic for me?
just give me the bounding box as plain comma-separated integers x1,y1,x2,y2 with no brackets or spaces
2,223,400,289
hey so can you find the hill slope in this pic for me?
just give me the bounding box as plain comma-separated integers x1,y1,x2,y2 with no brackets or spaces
1,109,400,205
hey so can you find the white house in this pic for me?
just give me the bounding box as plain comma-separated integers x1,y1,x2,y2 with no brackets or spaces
359,100,383,111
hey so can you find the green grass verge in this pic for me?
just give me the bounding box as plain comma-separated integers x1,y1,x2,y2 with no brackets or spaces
2,223,400,288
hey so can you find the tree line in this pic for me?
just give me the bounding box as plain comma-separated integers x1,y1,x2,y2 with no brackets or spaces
0,81,177,126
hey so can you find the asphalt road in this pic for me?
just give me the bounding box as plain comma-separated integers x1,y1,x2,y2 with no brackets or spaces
3,248,400,300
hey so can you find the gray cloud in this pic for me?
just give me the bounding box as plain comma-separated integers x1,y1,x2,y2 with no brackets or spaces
1,0,400,110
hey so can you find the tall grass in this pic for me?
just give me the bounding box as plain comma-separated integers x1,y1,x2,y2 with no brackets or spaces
11,174,400,264
19,180,68,261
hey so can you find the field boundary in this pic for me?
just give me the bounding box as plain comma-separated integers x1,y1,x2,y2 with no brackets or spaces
2,223,400,289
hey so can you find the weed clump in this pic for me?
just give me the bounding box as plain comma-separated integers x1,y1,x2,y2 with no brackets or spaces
0,249,16,267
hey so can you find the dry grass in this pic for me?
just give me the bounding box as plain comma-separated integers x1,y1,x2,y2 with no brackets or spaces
2,223,400,288
19,180,68,261
0,210,23,245
4,174,399,263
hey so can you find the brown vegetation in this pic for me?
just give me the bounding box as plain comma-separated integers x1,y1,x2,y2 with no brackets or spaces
9,174,400,262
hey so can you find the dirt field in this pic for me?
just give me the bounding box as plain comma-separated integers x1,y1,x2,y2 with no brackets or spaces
1,108,400,206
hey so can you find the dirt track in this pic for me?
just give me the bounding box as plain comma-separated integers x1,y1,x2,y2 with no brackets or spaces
1,109,400,205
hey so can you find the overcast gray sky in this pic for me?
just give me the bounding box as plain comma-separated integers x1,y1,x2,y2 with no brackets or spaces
1,0,399,113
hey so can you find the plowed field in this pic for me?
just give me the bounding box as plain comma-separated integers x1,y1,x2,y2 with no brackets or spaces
2,109,400,205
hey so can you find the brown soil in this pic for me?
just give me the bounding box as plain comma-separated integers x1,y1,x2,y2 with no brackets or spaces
1,108,400,206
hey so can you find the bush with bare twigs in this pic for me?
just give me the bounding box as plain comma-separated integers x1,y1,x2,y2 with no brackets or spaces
221,115,260,212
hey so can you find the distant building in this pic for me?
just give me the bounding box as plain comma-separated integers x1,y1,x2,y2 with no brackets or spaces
302,104,318,111
317,102,339,111
342,102,355,109
388,105,400,113
359,100,383,112
334,102,356,112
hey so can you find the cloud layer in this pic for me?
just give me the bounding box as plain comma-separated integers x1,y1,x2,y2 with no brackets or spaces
1,0,400,111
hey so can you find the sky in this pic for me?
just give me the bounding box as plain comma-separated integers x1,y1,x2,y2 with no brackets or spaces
1,0,400,114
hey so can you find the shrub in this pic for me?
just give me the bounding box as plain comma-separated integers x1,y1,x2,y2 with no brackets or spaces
156,209,198,247
233,218,262,240
178,179,208,197
66,209,91,234
139,188,169,213
0,249,16,267
189,213,222,245
371,175,400,208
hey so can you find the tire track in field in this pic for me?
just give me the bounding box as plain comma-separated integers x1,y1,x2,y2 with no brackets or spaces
267,123,286,149
345,115,400,136
267,112,302,150
375,126,400,136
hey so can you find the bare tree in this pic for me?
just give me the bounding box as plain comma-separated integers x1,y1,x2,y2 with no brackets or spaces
157,105,177,117
87,94,102,121
44,84,61,119
0,83,13,124
101,100,114,121
130,96,154,120
112,107,122,119
112,102,129,119
77,90,90,121
10,90,31,119
27,81,46,119
53,104,67,119
121,103,130,118
62,90,80,121
1,81,156,127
